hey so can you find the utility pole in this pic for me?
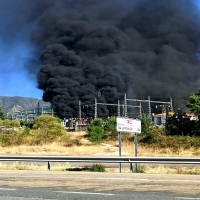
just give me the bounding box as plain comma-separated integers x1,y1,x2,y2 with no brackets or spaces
124,93,128,117
126,96,172,118
95,98,139,118
148,95,151,118
79,100,82,120
37,101,40,116
170,97,173,112
94,98,97,119
118,100,120,117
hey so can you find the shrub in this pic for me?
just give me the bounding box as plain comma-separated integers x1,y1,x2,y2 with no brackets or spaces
133,164,146,173
138,114,156,136
22,127,31,136
0,130,26,146
89,164,105,172
20,121,33,129
0,135,10,146
32,115,66,144
59,133,81,147
87,118,104,144
104,116,118,140
0,119,20,128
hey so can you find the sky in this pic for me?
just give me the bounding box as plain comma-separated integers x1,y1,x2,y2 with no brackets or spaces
0,41,43,99
0,0,200,100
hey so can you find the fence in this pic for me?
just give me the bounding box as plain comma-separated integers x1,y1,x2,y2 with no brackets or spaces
0,156,199,172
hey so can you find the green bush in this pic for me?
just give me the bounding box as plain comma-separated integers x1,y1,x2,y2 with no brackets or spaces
138,133,163,145
139,134,200,150
22,127,31,136
133,164,146,173
104,117,118,140
138,114,156,136
89,164,106,172
0,135,10,146
0,119,20,128
32,115,66,144
87,118,104,144
0,130,26,146
20,121,33,129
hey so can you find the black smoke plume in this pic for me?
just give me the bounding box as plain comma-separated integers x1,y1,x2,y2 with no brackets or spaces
7,0,200,118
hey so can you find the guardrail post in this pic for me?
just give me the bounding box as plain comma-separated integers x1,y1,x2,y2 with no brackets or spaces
48,161,51,171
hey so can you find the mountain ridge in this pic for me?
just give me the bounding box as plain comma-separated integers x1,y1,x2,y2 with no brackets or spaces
0,96,51,114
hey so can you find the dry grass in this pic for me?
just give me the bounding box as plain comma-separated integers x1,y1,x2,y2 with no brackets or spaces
0,143,102,155
122,142,200,157
0,162,71,171
0,131,199,157
106,165,200,174
0,131,199,174
0,162,200,175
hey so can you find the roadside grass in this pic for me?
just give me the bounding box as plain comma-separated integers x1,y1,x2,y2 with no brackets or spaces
0,162,199,175
0,131,199,156
0,131,199,174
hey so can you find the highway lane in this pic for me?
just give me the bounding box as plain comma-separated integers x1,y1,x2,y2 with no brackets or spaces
0,187,192,200
0,170,199,199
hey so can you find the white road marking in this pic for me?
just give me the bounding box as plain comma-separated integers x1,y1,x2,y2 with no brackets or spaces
175,197,200,199
97,177,149,181
174,180,200,183
4,175,200,183
55,191,115,196
0,188,16,191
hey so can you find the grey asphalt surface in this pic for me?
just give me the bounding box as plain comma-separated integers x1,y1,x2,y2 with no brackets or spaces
0,170,199,199
0,187,186,200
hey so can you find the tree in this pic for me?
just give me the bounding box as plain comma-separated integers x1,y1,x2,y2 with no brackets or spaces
187,89,200,117
0,105,5,120
166,109,197,136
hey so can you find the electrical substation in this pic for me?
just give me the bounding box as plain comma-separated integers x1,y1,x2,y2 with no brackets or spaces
5,94,173,131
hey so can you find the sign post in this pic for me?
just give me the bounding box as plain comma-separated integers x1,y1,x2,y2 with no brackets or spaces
118,131,122,173
116,117,141,173
134,133,138,172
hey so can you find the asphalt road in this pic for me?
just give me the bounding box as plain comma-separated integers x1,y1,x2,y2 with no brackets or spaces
0,170,199,200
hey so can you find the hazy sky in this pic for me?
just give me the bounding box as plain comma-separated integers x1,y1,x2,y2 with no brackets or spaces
0,0,200,99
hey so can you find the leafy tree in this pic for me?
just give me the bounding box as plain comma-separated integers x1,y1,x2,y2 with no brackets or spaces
32,115,65,144
185,89,200,136
187,89,200,117
166,109,197,136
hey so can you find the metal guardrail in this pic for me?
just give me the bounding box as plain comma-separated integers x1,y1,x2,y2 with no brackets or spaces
0,156,199,171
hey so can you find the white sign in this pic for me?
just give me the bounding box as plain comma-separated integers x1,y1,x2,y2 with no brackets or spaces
117,117,141,133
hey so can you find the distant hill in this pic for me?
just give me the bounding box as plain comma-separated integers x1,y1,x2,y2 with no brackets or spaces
0,96,51,114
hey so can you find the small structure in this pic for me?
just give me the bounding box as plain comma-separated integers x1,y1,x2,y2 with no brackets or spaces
152,112,197,126
61,118,91,131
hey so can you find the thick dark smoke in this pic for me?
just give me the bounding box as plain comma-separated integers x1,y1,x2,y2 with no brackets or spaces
5,0,200,118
